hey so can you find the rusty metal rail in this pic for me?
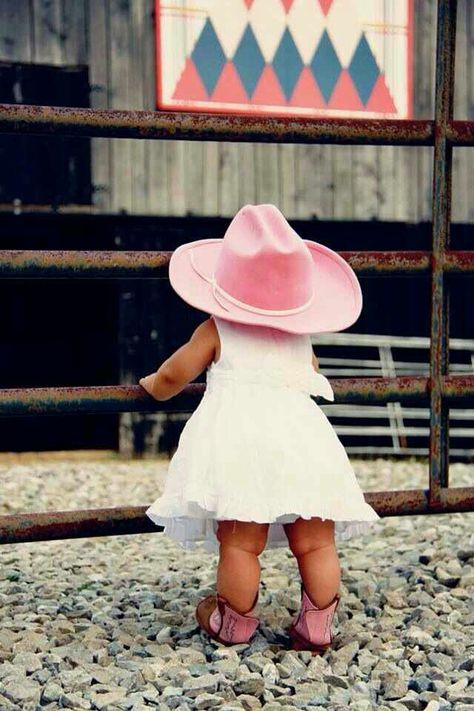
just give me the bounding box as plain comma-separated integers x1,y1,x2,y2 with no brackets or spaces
0,102,473,147
0,0,472,545
1,377,474,419
0,250,474,278
2,485,474,545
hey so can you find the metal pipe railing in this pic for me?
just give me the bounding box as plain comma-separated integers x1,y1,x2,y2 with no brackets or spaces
0,250,473,278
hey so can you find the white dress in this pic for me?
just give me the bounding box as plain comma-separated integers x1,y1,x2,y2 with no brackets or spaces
146,316,379,553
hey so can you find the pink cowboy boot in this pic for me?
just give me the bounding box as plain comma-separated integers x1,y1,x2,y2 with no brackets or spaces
289,586,340,654
196,593,259,645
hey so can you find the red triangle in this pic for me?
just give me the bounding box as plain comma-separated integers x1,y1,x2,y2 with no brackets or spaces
243,0,255,7
328,69,364,110
364,74,397,113
318,0,334,15
281,0,295,11
251,65,287,105
210,62,249,103
172,58,208,101
290,66,326,108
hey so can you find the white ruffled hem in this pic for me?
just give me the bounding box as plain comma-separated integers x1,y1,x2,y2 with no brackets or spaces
146,497,380,553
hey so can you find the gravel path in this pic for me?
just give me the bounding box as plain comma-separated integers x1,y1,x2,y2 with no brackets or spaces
0,457,473,711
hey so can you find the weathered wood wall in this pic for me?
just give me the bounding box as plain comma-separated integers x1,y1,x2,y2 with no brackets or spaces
0,0,472,222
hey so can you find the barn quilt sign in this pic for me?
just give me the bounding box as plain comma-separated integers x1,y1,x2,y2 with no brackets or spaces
155,0,413,119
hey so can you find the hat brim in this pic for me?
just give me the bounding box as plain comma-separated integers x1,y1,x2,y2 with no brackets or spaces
169,238,362,335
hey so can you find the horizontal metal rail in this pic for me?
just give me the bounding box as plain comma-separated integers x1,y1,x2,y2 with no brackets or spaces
0,249,473,278
1,105,473,147
0,376,473,417
314,333,474,349
1,486,473,544
0,103,434,145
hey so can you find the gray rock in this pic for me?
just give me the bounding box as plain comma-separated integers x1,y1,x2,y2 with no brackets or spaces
323,674,348,689
233,672,265,696
276,653,307,681
380,672,409,700
423,702,440,711
61,691,92,709
194,692,225,709
182,674,220,698
403,628,436,649
238,694,263,710
58,667,93,692
435,567,460,588
3,678,41,704
332,641,359,665
408,676,432,693
41,681,63,703
426,652,454,672
261,662,279,686
11,651,42,673
162,686,184,699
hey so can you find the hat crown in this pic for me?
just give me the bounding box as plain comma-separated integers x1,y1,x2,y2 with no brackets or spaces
215,204,313,310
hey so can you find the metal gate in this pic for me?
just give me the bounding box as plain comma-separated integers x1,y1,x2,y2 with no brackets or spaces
0,0,472,545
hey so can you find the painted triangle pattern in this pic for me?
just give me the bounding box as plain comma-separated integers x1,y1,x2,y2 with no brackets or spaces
167,0,406,117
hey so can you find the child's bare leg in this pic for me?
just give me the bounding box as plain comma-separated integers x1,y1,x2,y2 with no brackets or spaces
216,521,269,614
284,517,340,608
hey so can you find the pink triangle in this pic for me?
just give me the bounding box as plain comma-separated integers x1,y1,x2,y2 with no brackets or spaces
290,66,326,108
172,58,208,101
281,0,295,11
210,62,249,103
364,74,397,113
243,0,255,7
251,65,287,105
328,69,363,110
318,0,334,15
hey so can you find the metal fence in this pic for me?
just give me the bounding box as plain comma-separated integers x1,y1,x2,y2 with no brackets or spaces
312,333,474,458
0,0,472,544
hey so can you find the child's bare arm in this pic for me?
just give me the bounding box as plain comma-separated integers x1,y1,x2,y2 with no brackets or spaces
139,318,217,401
312,351,319,371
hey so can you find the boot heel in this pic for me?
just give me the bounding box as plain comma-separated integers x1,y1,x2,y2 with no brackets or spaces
196,593,259,645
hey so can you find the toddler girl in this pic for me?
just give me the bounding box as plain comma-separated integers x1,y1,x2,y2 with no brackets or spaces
140,204,379,652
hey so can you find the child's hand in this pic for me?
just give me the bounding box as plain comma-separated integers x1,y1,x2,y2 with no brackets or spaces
139,373,156,397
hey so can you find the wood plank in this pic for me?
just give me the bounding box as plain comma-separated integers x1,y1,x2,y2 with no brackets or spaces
167,140,187,216
61,0,87,64
142,0,168,214
332,145,354,220
452,0,468,223
184,142,205,215
391,147,410,222
218,143,240,216
238,143,256,207
278,144,296,218
417,1,436,221
375,146,393,221
163,1,187,216
129,0,148,213
109,0,133,213
31,0,63,63
202,142,219,215
254,143,279,206
88,0,112,211
294,144,327,219
352,144,378,220
0,2,33,62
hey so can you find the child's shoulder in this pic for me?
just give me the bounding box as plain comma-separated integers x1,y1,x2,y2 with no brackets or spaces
191,317,218,342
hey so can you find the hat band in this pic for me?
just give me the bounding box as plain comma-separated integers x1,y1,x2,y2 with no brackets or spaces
189,249,314,316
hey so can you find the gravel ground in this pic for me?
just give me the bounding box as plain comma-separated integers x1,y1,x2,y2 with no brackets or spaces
0,456,473,711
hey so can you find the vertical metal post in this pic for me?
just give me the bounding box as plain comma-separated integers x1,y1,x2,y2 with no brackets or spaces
429,0,457,507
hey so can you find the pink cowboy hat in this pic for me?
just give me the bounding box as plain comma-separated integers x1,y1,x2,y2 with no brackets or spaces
169,204,362,334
